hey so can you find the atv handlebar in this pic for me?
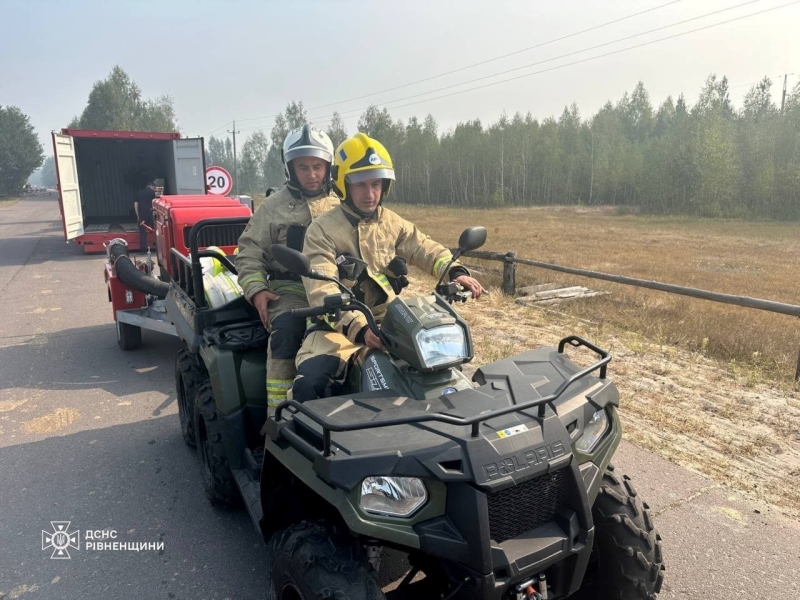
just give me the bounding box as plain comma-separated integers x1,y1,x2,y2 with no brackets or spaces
436,281,472,303
291,305,330,319
295,293,387,345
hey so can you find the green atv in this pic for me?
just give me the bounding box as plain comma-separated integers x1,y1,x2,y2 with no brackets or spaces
169,220,665,600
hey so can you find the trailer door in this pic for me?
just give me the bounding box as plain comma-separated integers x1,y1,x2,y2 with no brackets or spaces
173,138,206,195
53,133,84,240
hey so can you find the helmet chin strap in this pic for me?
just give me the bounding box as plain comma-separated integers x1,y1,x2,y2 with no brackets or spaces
300,185,325,196
344,197,375,218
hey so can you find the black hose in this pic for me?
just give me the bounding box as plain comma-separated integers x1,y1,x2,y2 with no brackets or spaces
109,242,170,299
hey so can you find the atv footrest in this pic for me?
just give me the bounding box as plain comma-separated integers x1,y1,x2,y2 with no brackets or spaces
245,446,263,474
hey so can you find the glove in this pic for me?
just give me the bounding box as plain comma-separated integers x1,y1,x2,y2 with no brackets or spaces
386,256,409,294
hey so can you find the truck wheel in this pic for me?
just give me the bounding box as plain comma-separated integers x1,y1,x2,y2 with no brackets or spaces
175,349,206,447
268,522,385,600
574,465,665,600
194,381,238,508
117,321,142,350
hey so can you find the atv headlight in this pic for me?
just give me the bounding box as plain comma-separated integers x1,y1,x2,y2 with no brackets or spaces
575,409,609,453
416,324,467,368
360,477,427,517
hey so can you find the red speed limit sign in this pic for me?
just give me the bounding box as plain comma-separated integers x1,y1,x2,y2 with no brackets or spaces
205,166,233,196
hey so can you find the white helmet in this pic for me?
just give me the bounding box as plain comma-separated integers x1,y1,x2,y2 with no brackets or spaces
282,124,334,183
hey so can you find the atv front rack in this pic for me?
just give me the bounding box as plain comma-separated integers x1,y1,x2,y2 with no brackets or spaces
274,335,610,457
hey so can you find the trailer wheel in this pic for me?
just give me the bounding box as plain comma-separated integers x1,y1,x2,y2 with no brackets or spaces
175,349,206,447
194,381,238,508
117,321,142,350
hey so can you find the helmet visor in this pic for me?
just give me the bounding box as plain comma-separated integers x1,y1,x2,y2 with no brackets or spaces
345,168,395,184
285,146,332,164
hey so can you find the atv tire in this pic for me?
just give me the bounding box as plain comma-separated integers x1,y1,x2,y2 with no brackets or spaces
175,349,206,447
194,381,238,508
268,522,385,600
574,464,665,600
116,321,141,350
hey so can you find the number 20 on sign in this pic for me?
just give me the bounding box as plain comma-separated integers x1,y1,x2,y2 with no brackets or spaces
205,166,233,196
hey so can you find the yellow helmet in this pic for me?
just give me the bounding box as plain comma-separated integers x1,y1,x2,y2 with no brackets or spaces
331,133,395,201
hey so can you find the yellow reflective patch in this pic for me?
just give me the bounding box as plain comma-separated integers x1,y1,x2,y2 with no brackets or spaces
239,273,267,287
270,280,306,296
434,255,451,278
266,380,292,389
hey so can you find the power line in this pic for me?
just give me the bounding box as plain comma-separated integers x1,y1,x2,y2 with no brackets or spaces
234,1,798,135
303,0,797,123
204,120,232,137
304,1,684,112
307,0,765,122
232,0,683,126
233,1,757,134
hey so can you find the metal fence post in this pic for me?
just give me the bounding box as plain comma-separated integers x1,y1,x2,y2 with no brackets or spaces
502,251,517,295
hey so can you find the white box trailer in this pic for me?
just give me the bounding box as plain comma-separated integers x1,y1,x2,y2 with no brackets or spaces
52,129,205,253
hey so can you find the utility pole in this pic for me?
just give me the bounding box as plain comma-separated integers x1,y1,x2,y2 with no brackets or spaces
589,129,595,205
227,121,240,195
781,74,788,113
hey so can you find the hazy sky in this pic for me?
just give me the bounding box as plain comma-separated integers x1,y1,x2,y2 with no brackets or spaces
3,0,798,150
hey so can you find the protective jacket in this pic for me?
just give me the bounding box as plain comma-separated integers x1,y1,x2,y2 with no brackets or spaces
302,203,468,343
235,184,340,302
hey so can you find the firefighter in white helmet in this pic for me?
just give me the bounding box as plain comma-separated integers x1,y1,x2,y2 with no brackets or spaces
291,133,485,401
236,124,341,408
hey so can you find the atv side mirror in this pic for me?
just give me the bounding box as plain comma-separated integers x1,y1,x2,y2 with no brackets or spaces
458,226,487,253
270,244,312,277
435,226,488,289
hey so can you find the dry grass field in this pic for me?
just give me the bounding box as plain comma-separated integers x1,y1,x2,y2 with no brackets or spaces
395,204,800,387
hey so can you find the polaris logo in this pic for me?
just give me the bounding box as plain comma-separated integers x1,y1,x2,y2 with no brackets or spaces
482,441,566,481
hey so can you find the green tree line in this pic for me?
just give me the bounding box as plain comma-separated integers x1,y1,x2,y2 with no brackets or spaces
218,75,800,219
0,106,44,196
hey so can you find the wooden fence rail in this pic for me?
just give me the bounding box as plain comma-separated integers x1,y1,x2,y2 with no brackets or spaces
461,249,800,380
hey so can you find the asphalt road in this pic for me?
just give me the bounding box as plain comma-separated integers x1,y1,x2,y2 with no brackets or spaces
1,195,798,600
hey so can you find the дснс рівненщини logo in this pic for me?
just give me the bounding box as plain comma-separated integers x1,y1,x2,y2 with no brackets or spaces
42,523,165,556
42,521,80,559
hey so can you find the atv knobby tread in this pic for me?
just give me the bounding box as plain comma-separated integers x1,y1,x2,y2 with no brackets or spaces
175,348,206,447
587,464,665,599
194,381,238,508
269,522,385,600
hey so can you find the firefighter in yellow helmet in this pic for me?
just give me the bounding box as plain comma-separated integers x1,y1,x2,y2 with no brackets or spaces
235,125,341,407
291,133,485,401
